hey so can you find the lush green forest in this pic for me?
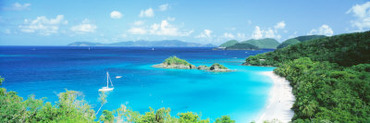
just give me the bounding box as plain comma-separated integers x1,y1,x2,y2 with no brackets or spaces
0,77,236,123
277,35,327,49
276,38,300,49
244,31,370,122
241,38,280,49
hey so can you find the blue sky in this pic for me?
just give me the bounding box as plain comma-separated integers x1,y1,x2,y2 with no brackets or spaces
0,0,369,45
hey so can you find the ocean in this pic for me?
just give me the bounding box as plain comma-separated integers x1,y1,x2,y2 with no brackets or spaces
0,46,275,122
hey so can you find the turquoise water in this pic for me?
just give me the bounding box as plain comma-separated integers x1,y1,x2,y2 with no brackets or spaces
0,47,275,122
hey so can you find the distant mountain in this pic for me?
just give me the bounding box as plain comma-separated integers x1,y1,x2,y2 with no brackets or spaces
241,38,280,49
225,43,259,50
219,40,238,47
68,40,216,47
277,35,327,49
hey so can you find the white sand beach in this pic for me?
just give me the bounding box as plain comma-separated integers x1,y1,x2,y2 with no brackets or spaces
255,71,295,123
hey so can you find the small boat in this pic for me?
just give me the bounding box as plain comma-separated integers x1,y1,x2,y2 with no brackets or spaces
99,72,114,92
115,76,122,79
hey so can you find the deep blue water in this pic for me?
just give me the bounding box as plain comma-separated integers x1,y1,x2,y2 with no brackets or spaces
0,46,275,122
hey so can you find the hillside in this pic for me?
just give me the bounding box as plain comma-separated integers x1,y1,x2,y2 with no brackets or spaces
276,39,300,49
219,40,238,47
246,31,369,66
68,40,216,47
294,35,327,42
241,38,280,49
225,43,259,50
243,31,370,122
277,35,327,49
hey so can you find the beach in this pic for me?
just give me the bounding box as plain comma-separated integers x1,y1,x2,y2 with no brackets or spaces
256,71,295,123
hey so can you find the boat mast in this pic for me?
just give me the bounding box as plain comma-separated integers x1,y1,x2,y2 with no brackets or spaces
106,72,109,87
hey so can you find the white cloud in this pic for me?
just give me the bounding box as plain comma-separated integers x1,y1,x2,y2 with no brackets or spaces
110,11,123,19
128,20,192,36
128,27,147,34
159,4,169,11
274,21,286,29
139,8,154,18
5,2,31,11
223,32,235,39
251,26,282,39
252,26,263,39
196,29,212,39
308,24,334,36
149,20,193,36
346,2,370,31
19,15,67,35
134,20,144,26
71,19,97,33
251,21,286,40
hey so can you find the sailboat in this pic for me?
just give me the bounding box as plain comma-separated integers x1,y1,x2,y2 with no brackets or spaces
99,72,114,92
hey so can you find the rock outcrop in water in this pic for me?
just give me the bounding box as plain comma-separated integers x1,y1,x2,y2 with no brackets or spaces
152,56,196,69
153,56,233,72
209,63,232,72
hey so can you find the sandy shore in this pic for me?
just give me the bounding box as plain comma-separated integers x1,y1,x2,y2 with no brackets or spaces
255,71,295,123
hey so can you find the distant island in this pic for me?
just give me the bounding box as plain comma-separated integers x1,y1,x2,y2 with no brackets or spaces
68,40,216,47
215,38,280,50
153,56,232,72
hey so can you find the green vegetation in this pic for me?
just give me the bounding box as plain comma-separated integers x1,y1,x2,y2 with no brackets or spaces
210,63,228,70
241,38,280,49
219,40,238,47
277,35,327,49
225,43,259,50
246,31,370,66
164,56,191,66
294,35,326,42
215,116,235,123
276,38,300,49
244,31,370,122
0,76,235,122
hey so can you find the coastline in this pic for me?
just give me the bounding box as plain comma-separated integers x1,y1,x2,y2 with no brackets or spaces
255,71,295,122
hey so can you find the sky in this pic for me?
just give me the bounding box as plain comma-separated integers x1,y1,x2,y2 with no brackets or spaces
0,0,369,46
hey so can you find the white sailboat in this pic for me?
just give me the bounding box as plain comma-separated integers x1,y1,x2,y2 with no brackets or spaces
99,72,114,92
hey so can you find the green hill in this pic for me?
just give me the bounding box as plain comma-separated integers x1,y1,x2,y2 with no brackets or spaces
245,32,369,66
219,40,238,47
241,38,280,49
276,38,300,49
295,35,327,42
225,43,259,50
244,31,370,122
277,35,327,49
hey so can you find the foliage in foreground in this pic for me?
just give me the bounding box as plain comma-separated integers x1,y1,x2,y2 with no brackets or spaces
0,76,235,123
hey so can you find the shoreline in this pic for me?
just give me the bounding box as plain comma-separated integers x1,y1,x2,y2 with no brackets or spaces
255,71,295,122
